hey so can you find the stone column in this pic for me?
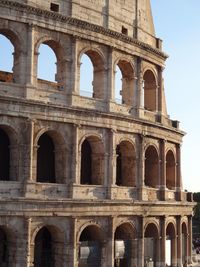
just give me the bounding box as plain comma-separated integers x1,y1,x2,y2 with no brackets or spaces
188,216,193,265
25,23,36,98
69,217,78,267
25,217,32,267
68,37,77,94
160,216,166,267
108,129,116,199
157,66,164,115
107,216,114,267
176,144,182,189
106,47,115,103
23,119,35,196
70,124,79,198
177,216,182,267
172,230,178,267
160,139,166,200
138,216,145,267
138,134,145,200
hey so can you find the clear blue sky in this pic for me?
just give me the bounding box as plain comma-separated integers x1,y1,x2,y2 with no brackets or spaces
151,0,200,192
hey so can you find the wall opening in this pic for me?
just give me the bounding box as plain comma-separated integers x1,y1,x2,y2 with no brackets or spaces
79,225,103,267
145,146,159,188
166,150,176,190
0,128,10,181
116,141,136,187
37,133,55,183
80,136,104,185
50,3,59,12
0,34,14,82
114,223,136,267
81,139,92,184
143,70,157,111
115,65,123,104
144,223,159,266
37,44,57,83
115,60,134,105
79,51,104,99
166,223,176,266
80,54,94,97
0,228,9,266
34,227,54,267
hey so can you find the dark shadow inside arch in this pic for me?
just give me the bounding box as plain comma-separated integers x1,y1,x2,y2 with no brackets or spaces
144,223,159,266
79,225,103,267
116,141,136,187
0,228,9,266
0,129,10,181
114,223,136,267
145,146,159,188
34,227,54,267
37,133,55,183
81,139,92,184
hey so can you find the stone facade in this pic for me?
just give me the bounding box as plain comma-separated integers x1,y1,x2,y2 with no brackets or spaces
0,0,194,266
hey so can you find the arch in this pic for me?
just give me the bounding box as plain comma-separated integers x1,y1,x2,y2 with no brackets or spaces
116,140,136,187
0,125,18,181
80,135,104,185
166,150,176,190
0,128,10,181
143,69,157,111
0,226,16,266
144,222,159,266
145,145,159,188
33,225,64,267
114,222,137,267
34,227,54,267
78,224,105,267
36,37,66,87
115,59,134,105
166,222,176,267
35,129,66,184
37,133,55,183
79,49,105,99
0,29,22,83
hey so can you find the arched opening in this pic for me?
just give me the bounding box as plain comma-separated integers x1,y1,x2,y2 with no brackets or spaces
166,150,176,190
80,54,93,97
115,65,123,104
114,223,136,267
79,225,104,267
0,32,16,83
182,223,188,266
37,40,65,89
37,133,55,183
166,223,176,267
0,228,9,266
144,223,159,267
115,60,134,105
143,70,157,111
116,141,136,187
34,227,54,267
37,44,57,82
0,128,10,181
145,146,159,188
79,50,105,99
80,136,104,185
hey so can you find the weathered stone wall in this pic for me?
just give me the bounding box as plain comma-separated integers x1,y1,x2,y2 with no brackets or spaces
0,0,194,266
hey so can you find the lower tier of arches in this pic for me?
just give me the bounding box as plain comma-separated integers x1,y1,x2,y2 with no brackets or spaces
0,214,193,267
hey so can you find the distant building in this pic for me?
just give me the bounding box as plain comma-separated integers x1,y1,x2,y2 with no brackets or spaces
0,0,194,266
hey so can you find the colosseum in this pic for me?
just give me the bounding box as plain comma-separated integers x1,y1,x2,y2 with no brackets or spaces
0,0,195,266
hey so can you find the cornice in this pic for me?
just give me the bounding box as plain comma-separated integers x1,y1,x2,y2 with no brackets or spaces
0,0,168,60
